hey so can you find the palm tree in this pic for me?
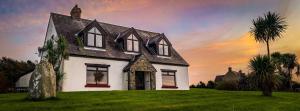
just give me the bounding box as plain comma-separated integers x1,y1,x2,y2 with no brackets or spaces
251,12,287,57
281,53,298,89
250,55,276,96
271,52,283,73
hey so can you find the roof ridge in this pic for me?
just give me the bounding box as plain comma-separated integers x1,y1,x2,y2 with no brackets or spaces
50,12,160,36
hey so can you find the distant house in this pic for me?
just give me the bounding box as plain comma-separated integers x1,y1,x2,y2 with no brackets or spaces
15,71,33,92
15,72,32,88
214,67,245,83
40,5,189,91
214,75,225,83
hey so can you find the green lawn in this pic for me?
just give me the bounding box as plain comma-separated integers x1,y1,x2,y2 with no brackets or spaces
0,89,300,111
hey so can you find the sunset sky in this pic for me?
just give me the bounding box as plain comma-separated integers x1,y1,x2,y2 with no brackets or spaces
0,0,299,84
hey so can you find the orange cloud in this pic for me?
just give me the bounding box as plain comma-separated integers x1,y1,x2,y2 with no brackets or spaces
177,32,260,84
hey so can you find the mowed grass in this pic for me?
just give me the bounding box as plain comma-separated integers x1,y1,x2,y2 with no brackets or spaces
0,89,300,111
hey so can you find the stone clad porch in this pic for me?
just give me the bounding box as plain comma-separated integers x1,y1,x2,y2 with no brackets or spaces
123,54,156,90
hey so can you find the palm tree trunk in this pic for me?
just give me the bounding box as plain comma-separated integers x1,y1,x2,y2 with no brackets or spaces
262,85,272,96
266,41,270,57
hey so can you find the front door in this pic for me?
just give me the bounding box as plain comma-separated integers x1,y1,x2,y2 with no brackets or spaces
135,71,145,90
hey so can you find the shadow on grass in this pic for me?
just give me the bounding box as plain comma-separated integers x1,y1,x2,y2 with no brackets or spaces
21,96,62,102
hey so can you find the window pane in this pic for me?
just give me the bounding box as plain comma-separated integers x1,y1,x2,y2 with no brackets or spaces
159,44,163,55
87,34,94,46
132,35,137,40
95,28,100,34
86,70,96,84
96,35,102,47
127,40,132,51
159,40,164,45
169,72,175,75
88,27,95,33
162,72,168,75
98,67,107,71
98,71,108,84
133,41,139,52
162,75,175,86
164,45,168,55
87,67,97,70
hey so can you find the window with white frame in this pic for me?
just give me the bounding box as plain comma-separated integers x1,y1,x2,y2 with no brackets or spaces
87,27,103,48
127,34,139,52
158,40,169,56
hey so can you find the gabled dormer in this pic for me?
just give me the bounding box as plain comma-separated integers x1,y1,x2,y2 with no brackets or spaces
116,28,143,53
147,33,172,57
78,20,109,50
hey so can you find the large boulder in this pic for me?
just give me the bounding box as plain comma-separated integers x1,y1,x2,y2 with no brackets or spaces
28,60,56,100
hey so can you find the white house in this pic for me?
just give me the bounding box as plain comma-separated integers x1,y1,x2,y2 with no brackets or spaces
42,5,189,91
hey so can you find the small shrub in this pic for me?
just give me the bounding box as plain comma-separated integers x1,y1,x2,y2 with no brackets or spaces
190,84,196,88
207,80,215,89
196,81,206,88
216,80,238,90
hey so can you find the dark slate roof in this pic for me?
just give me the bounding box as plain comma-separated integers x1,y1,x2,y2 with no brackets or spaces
50,13,189,66
148,35,162,45
214,75,225,83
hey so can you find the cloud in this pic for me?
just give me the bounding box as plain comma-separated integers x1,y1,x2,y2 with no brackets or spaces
178,32,260,84
0,0,299,85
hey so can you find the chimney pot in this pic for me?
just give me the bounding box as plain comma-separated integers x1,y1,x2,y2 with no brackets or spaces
228,67,232,72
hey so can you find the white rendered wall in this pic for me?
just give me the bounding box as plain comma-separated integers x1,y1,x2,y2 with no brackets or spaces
41,16,58,58
15,72,33,88
45,16,58,42
63,56,129,92
153,64,189,90
63,56,189,91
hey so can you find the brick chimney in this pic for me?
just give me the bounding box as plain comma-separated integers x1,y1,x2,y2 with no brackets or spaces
70,5,81,19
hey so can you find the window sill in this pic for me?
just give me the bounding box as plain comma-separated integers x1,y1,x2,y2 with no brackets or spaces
85,84,110,88
124,51,140,55
157,55,171,59
84,47,106,51
162,85,178,89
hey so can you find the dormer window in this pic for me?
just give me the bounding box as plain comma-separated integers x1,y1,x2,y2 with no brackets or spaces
158,40,169,56
126,34,139,52
87,27,103,48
